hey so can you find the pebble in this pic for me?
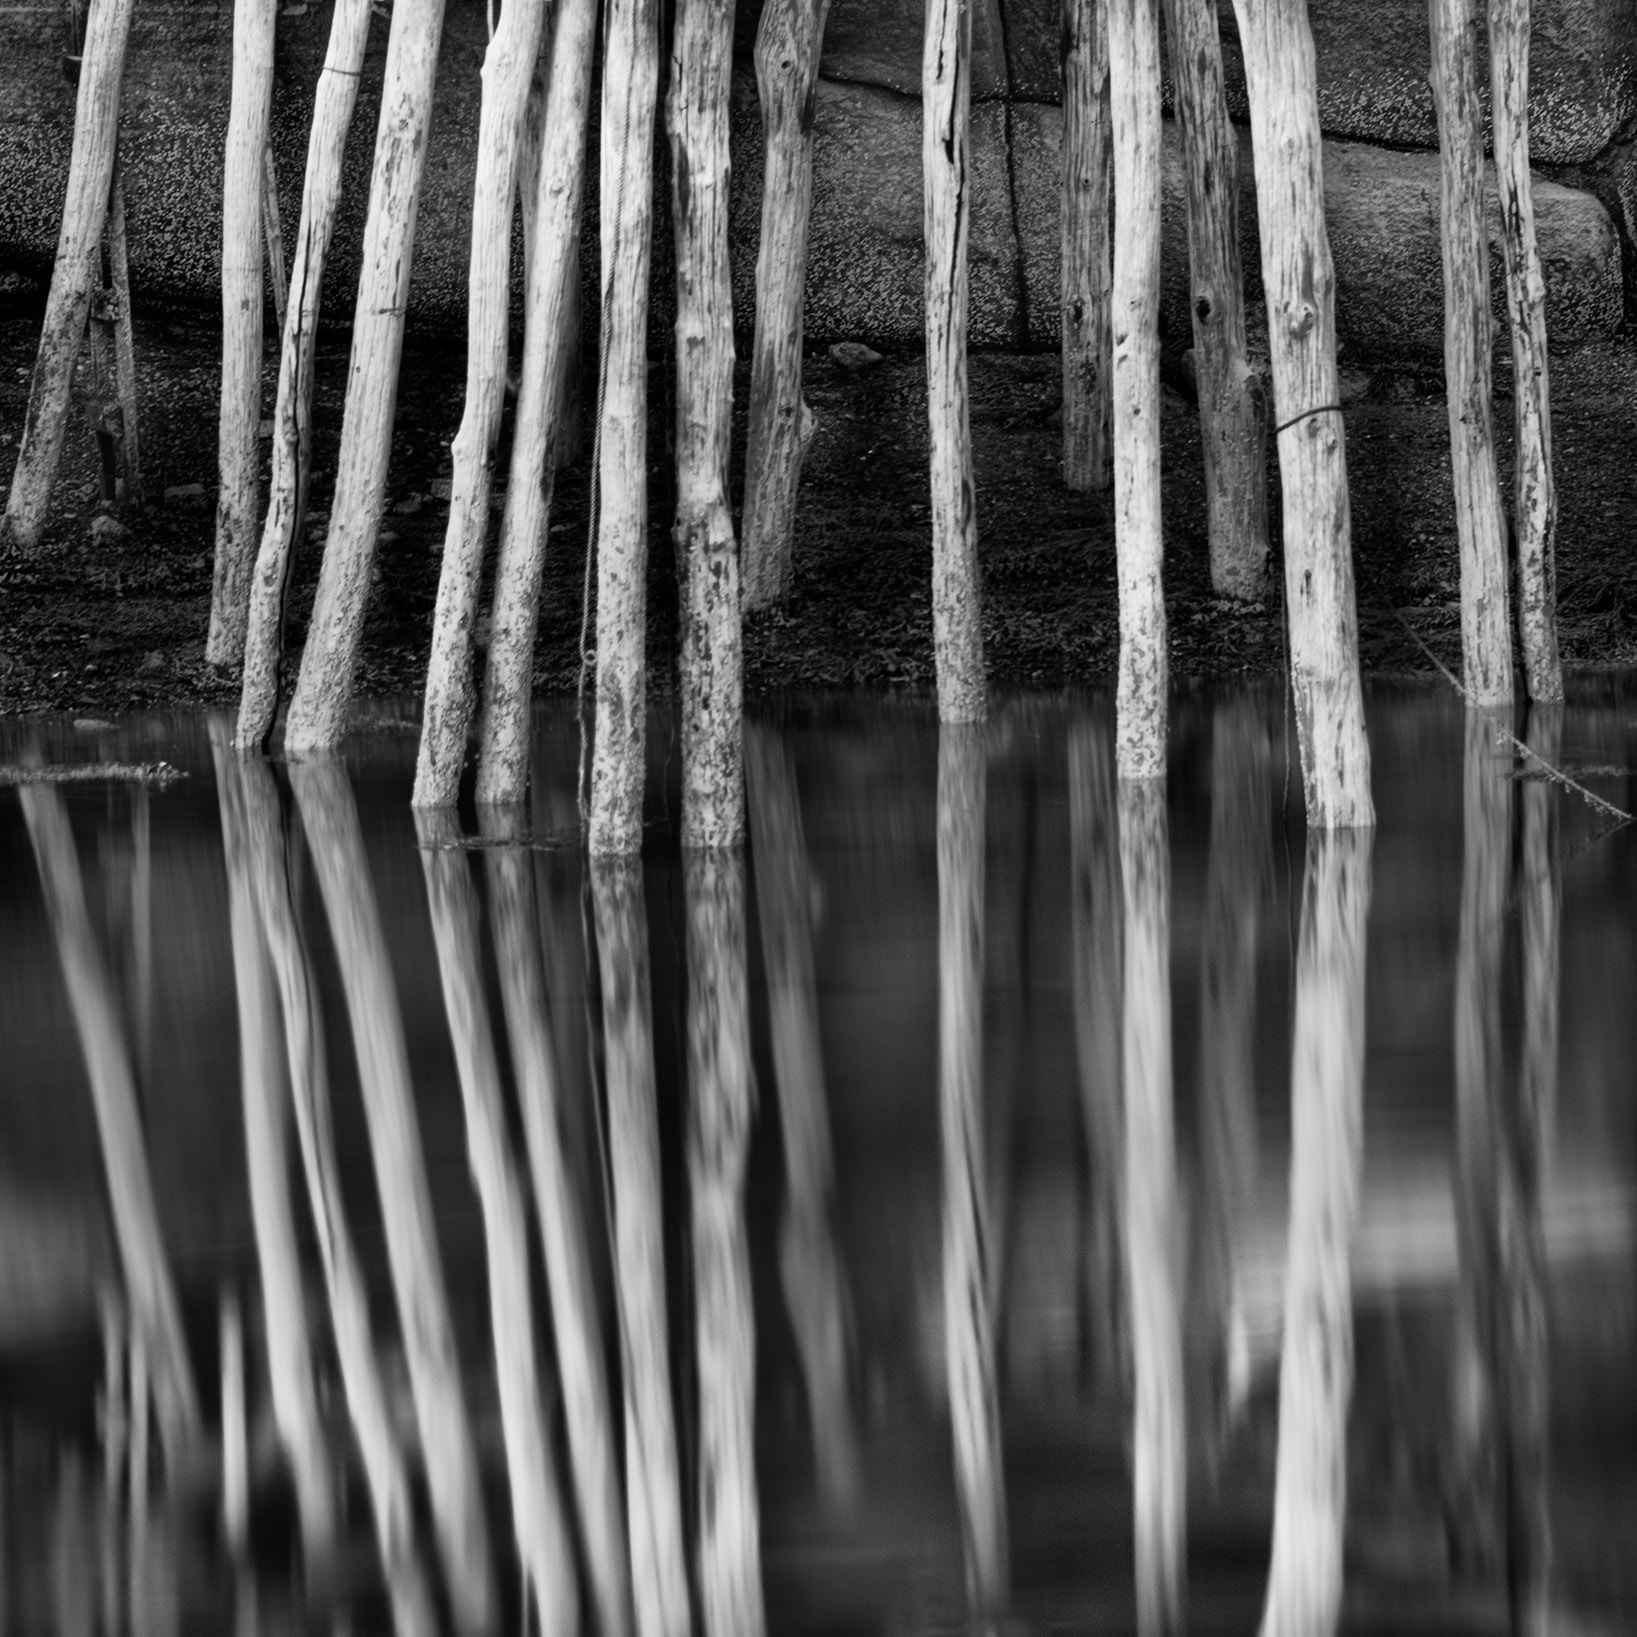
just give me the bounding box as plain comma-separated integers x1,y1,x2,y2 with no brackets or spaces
89,514,127,543
164,482,208,510
429,478,453,500
830,342,883,373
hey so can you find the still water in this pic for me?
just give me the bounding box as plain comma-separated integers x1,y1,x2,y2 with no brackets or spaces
0,684,1633,1637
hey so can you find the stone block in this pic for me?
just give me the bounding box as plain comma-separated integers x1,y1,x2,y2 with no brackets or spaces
1013,102,1622,357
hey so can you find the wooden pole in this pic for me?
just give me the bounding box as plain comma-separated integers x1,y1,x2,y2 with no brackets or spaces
208,0,279,668
415,809,580,1634
923,0,986,724
261,148,288,341
1108,0,1165,780
1430,0,1511,707
588,0,663,856
219,1291,249,1556
684,848,765,1637
938,722,1007,1616
481,808,634,1637
1060,0,1112,493
211,726,335,1553
107,161,142,506
1118,773,1183,1637
744,725,860,1506
413,0,549,807
282,0,449,756
589,857,692,1637
234,0,374,751
1229,0,1373,829
1487,0,1561,704
289,759,495,1637
19,783,203,1467
2,0,135,551
1256,826,1370,1637
234,754,416,1566
1161,0,1269,599
739,0,830,608
670,0,743,848
475,0,598,808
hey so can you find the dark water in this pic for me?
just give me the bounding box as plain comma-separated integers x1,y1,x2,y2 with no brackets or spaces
1,684,1634,1637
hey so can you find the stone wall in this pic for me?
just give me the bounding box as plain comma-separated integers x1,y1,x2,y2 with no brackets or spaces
0,0,1632,360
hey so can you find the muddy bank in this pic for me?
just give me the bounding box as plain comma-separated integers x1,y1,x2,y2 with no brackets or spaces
3,307,1637,723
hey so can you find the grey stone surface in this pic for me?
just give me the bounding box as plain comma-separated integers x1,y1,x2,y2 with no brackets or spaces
730,71,1024,350
1013,103,1623,358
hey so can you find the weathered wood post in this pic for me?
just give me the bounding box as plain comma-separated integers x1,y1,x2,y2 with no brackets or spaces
1119,773,1183,1637
262,148,288,338
588,0,663,856
1488,0,1561,704
1257,826,1370,1637
282,0,449,757
1161,0,1269,598
415,809,579,1633
589,857,692,1637
1060,0,1112,492
289,759,495,1637
412,0,549,807
1430,0,1512,706
208,0,280,668
685,848,765,1637
106,162,143,505
1229,0,1372,828
1108,0,1165,779
235,0,374,750
475,0,598,807
938,721,1007,1616
740,0,830,607
481,808,634,1637
670,0,743,847
924,0,986,723
2,0,136,550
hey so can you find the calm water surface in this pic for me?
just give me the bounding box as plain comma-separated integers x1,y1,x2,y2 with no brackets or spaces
0,684,1634,1637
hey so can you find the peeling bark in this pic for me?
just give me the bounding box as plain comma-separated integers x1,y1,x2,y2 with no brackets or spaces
1431,0,1512,707
670,0,744,848
1487,0,1561,704
208,0,279,668
741,0,830,606
1109,0,1165,778
923,0,986,724
1229,0,1372,828
589,0,663,855
1060,0,1112,493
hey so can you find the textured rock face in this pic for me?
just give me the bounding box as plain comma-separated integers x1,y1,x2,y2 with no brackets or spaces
1,0,1631,354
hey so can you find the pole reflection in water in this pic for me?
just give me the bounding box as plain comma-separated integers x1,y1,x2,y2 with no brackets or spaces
1450,707,1555,1631
234,754,424,1596
1070,723,1125,1401
744,724,859,1507
685,846,764,1637
1118,774,1183,1637
212,724,336,1553
1195,700,1268,1432
415,805,579,1636
937,721,1008,1620
590,854,692,1637
1257,825,1371,1637
289,758,495,1637
1510,702,1557,1635
19,783,203,1470
479,801,632,1637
